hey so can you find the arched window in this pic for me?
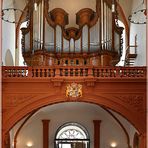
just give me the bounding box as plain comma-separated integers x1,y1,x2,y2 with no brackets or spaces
55,123,90,148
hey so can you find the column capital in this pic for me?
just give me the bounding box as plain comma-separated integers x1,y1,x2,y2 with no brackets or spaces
93,120,102,124
42,119,50,123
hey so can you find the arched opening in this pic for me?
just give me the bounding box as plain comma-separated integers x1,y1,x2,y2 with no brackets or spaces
5,49,14,66
55,122,90,148
9,102,139,148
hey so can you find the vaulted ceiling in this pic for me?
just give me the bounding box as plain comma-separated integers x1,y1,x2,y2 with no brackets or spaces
2,0,135,27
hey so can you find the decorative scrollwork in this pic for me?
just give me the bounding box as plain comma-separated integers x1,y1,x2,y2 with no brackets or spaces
4,95,36,107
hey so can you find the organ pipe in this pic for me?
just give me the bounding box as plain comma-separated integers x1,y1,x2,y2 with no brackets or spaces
101,0,104,49
21,0,123,66
70,38,74,52
38,2,41,49
106,5,108,49
41,0,44,49
28,0,120,53
104,2,106,49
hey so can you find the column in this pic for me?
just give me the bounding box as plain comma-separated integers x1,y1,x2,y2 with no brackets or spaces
93,120,101,148
4,132,10,148
42,120,50,148
139,133,146,148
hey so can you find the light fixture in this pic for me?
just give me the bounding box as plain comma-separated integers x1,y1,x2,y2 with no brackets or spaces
110,142,117,147
128,0,146,24
26,142,33,147
2,0,29,24
2,8,23,24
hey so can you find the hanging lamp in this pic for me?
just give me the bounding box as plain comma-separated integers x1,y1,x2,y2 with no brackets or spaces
128,0,146,24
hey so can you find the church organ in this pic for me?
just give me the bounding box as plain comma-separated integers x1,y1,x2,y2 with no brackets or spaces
21,0,123,66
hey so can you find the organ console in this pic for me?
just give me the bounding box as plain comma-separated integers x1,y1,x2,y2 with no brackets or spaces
21,0,123,66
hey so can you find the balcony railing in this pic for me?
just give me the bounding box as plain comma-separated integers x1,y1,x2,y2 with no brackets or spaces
2,66,146,79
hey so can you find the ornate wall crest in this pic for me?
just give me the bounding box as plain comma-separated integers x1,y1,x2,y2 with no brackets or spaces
66,83,82,97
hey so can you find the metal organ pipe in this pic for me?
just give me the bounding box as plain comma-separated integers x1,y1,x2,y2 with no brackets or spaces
37,0,44,49
98,18,100,51
106,4,108,49
41,0,44,49
106,4,109,49
32,0,116,53
109,8,112,50
70,38,74,52
99,0,114,51
33,1,41,51
109,7,111,50
56,25,62,52
101,0,104,49
38,2,41,49
104,2,106,49
110,8,112,50
106,3,108,49
108,8,110,49
88,28,90,52
33,7,36,51
107,6,109,49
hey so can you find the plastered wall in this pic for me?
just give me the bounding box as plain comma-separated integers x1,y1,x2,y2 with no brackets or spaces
2,0,16,66
128,0,146,66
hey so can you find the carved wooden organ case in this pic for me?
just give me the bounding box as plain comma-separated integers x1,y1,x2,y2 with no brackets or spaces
21,0,123,66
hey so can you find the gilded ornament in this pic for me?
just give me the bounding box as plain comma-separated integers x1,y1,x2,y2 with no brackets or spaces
66,83,82,97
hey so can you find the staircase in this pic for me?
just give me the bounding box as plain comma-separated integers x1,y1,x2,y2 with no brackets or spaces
125,35,138,66
125,45,137,66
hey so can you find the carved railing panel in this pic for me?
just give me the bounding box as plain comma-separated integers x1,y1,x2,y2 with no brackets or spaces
2,66,146,79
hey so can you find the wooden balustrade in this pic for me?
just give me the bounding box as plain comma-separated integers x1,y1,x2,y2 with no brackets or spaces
2,66,146,79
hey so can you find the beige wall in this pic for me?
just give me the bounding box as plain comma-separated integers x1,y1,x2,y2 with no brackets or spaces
129,0,146,66
117,0,146,66
2,0,16,66
119,0,133,21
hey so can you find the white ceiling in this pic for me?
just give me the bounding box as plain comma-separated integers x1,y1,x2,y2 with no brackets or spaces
2,0,136,27
38,102,103,113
